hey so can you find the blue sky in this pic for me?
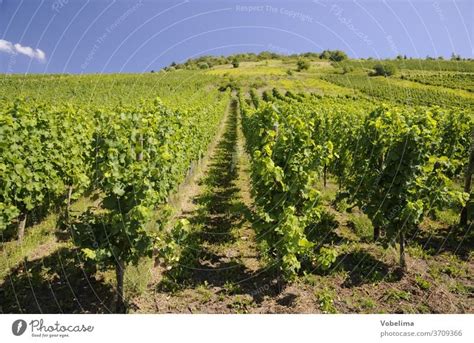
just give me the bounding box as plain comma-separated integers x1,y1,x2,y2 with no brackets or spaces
0,0,472,74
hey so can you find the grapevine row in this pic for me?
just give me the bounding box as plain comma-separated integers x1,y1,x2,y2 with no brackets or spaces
0,91,230,311
240,89,472,279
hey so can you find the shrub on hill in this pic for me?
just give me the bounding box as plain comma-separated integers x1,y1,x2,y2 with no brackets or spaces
372,63,397,76
297,59,310,72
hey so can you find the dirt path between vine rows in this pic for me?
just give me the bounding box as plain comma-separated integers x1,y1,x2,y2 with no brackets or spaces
133,98,293,313
133,97,474,314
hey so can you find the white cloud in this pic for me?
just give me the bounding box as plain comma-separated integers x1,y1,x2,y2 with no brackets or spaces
0,39,14,54
0,39,46,62
36,49,46,62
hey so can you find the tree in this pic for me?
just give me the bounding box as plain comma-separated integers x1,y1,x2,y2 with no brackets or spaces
329,50,348,62
296,59,310,72
302,52,320,59
257,51,274,61
198,62,209,69
372,63,397,76
451,52,461,61
232,59,240,68
319,50,331,59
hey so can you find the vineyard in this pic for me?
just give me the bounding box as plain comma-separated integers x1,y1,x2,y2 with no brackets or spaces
1,56,473,314
321,74,474,107
335,59,474,73
400,72,474,93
